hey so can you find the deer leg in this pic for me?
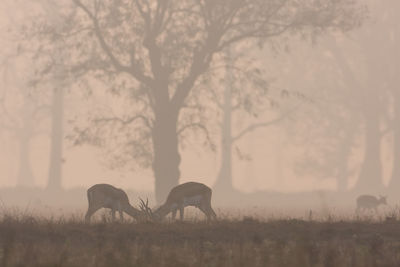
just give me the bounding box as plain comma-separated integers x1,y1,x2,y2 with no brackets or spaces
117,202,124,221
203,191,216,220
199,202,216,221
208,206,217,220
179,206,184,221
85,206,101,223
171,209,177,220
111,209,116,221
205,200,217,220
197,205,209,220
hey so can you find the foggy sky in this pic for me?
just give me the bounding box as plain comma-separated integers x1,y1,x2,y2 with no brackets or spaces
0,0,397,198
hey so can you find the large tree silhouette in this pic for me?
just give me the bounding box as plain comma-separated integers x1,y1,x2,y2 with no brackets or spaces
375,0,400,193
278,0,398,194
29,0,363,202
212,48,303,197
329,1,397,194
15,0,72,190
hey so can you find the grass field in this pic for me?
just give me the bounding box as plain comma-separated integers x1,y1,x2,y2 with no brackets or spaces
1,212,400,267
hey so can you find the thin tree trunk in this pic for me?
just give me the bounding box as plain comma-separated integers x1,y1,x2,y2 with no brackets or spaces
213,73,234,195
329,35,385,194
388,12,400,190
43,1,66,191
336,135,353,192
389,93,400,189
353,107,384,193
47,86,64,190
17,133,34,187
326,37,368,192
213,48,236,197
16,105,35,187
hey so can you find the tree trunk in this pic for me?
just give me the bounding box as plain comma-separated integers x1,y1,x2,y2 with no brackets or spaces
47,86,64,190
388,93,400,189
213,49,236,197
213,75,234,196
16,104,35,187
353,108,384,193
152,106,181,204
16,133,34,187
336,135,353,192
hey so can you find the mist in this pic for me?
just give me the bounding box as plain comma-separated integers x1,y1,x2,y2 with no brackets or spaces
3,1,400,266
0,0,397,216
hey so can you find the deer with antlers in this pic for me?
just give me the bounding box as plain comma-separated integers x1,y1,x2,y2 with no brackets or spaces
85,184,149,222
140,182,217,221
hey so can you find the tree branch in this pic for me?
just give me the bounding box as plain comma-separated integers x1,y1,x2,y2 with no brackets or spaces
170,1,289,111
177,122,214,148
232,106,299,143
209,88,223,110
73,0,154,87
134,0,151,30
171,41,217,110
93,114,153,130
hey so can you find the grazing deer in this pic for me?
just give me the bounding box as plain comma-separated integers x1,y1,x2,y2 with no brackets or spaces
150,182,217,221
356,195,387,213
85,184,146,222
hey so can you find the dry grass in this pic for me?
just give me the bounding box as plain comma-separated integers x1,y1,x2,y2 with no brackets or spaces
1,211,400,267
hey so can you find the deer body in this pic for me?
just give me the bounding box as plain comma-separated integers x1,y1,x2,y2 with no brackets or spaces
154,182,216,221
356,195,387,213
85,184,144,222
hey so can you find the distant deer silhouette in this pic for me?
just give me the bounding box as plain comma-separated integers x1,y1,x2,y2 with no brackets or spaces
356,195,387,213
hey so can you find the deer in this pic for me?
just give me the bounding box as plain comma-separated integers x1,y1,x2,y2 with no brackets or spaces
356,194,387,213
145,182,217,221
84,184,148,223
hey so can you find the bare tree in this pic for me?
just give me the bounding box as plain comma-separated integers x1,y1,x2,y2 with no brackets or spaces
0,47,49,187
326,1,397,194
209,47,303,197
286,37,363,193
25,0,363,202
378,0,400,192
16,1,85,190
41,1,69,191
280,0,398,194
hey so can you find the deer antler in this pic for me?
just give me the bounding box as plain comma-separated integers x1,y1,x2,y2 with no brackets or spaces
138,197,153,217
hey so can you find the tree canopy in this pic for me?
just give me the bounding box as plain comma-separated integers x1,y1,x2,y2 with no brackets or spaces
23,0,364,201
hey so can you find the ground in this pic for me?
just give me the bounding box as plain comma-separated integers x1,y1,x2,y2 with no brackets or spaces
1,212,400,267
